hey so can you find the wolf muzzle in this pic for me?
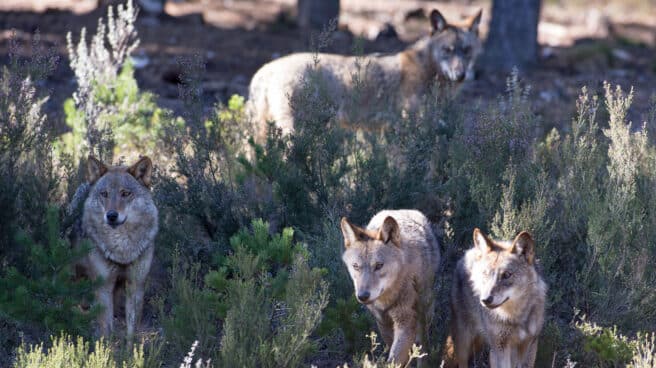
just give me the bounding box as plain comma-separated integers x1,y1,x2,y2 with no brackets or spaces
105,210,126,228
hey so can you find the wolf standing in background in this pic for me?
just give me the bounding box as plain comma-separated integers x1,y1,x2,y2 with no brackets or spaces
341,210,440,366
70,155,158,340
446,229,547,368
247,8,482,141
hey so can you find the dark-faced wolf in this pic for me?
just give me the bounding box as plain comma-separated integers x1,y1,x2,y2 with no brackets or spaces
247,8,482,141
446,229,547,368
70,155,158,340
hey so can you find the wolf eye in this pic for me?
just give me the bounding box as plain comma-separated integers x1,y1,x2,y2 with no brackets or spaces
502,271,513,280
121,190,132,198
443,45,454,53
374,262,384,271
352,263,360,271
100,190,108,198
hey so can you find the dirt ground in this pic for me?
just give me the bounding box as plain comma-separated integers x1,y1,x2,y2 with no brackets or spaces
1,0,655,134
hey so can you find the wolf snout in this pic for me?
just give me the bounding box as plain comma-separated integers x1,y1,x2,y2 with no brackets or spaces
357,291,371,303
481,295,508,309
106,210,119,222
105,210,125,227
481,295,494,307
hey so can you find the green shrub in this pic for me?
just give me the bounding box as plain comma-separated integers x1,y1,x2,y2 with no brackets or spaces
577,318,636,366
0,207,99,337
154,255,221,362
57,60,178,163
206,219,329,367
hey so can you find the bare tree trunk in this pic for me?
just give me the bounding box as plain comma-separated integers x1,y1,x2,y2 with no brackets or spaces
297,0,339,29
482,0,541,71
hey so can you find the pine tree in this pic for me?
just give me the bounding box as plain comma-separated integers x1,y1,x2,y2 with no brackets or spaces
0,206,99,337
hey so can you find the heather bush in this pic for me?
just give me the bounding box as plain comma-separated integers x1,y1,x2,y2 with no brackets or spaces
13,334,160,368
0,31,59,266
154,256,221,362
337,332,427,368
59,0,178,165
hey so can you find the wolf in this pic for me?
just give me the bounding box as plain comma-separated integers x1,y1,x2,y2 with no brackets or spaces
341,210,441,366
446,229,547,368
247,8,482,141
69,155,158,340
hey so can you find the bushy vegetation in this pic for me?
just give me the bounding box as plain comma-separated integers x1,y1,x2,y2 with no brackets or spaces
0,207,99,338
3,1,656,367
13,334,158,368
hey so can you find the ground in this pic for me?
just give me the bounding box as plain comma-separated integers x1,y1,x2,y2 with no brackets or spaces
0,0,654,136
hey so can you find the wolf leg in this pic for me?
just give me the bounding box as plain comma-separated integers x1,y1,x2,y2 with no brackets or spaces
89,252,117,337
95,278,116,337
489,346,512,368
388,318,416,367
125,247,154,342
125,277,145,342
524,338,538,367
376,319,395,349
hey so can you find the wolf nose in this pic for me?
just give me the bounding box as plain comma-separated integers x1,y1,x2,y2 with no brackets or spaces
481,296,494,306
106,210,119,223
456,72,466,82
357,291,371,303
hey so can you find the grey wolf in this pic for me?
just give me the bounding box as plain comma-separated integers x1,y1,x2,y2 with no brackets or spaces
341,210,441,366
446,229,547,368
70,155,158,340
247,8,482,141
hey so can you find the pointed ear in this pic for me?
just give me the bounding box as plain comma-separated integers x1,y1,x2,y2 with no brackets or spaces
512,231,535,264
379,217,401,246
430,9,448,34
128,156,153,188
87,155,108,184
465,9,482,35
341,218,358,248
473,228,493,253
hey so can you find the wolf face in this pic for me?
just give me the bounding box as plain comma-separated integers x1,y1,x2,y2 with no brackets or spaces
426,9,482,82
468,229,536,311
341,217,404,304
86,156,153,229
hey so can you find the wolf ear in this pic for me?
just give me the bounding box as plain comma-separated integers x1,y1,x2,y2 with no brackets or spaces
341,218,358,248
87,155,108,184
430,9,448,34
466,9,482,35
128,156,153,188
379,217,401,246
473,228,493,253
511,231,535,264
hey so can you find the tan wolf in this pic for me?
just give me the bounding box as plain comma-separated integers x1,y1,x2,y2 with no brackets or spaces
341,210,441,366
247,8,482,141
70,155,158,340
445,229,547,368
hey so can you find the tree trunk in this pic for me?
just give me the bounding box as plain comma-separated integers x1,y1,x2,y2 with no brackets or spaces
297,0,340,30
482,0,541,71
